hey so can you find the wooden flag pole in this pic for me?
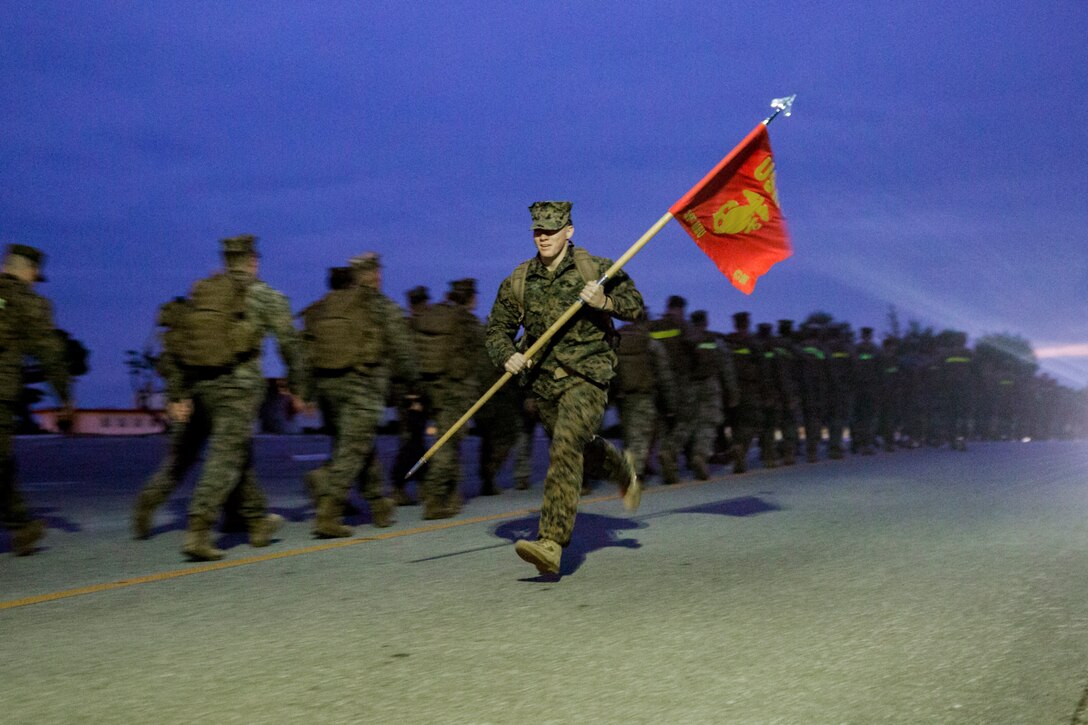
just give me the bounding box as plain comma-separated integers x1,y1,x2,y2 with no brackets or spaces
405,94,796,480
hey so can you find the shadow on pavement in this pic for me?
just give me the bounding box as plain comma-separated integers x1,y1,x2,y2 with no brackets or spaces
492,512,647,579
668,494,782,518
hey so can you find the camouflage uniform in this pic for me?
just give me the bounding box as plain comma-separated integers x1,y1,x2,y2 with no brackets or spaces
724,312,766,472
476,362,522,494
796,326,829,462
614,318,676,481
486,203,644,551
304,255,418,534
0,245,70,555
772,320,802,465
824,325,853,459
689,311,738,478
851,327,881,454
134,297,262,539
170,236,308,559
878,337,905,450
391,285,430,503
414,279,487,517
647,297,697,483
513,394,540,489
936,332,974,450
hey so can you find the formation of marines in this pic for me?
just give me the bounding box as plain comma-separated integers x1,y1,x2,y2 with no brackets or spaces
2,209,1086,570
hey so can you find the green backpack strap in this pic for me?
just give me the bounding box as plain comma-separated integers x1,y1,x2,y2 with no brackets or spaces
571,247,602,286
510,260,531,322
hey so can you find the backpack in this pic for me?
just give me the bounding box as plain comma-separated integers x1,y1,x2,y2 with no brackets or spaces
509,247,619,349
155,296,192,375
412,302,461,376
303,287,383,371
615,326,655,393
0,276,23,353
178,273,261,368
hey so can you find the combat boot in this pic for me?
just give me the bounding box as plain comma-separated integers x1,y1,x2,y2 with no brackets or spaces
303,468,326,507
691,456,710,481
620,450,642,512
182,520,224,561
369,497,396,528
514,538,561,575
131,489,162,540
248,513,284,547
479,478,502,496
422,497,454,520
514,478,530,491
12,519,46,556
314,497,353,538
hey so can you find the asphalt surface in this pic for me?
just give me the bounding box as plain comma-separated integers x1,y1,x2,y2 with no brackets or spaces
1,434,1087,724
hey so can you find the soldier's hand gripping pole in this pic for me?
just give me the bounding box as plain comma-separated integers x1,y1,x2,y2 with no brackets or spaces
404,210,676,480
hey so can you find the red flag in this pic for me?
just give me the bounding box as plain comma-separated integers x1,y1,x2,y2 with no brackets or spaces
669,124,792,294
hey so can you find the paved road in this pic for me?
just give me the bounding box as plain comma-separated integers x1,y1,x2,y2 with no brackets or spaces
2,435,1087,723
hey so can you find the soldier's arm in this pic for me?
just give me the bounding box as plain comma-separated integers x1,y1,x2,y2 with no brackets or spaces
601,266,645,323
484,277,522,370
383,296,420,386
253,284,309,399
718,344,740,408
155,347,190,403
22,295,71,403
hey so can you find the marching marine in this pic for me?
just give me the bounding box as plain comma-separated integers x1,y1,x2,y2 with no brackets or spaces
0,244,72,556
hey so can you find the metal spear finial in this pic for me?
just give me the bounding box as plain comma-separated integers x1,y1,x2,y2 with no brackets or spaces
763,94,797,125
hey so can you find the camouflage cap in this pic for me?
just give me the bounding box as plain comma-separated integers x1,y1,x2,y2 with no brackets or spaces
666,295,687,310
351,251,381,271
6,243,47,280
690,310,708,326
529,200,573,231
220,234,258,255
450,278,477,295
732,311,751,326
407,285,430,305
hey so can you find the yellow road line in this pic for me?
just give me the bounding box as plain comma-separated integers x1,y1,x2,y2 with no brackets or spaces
0,474,733,612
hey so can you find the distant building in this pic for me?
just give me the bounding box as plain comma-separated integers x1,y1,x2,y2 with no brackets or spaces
34,407,168,436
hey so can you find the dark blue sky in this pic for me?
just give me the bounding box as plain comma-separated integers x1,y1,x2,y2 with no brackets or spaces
3,1,1086,407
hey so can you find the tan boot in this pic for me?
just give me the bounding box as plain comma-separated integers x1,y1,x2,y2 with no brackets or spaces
620,450,642,512
248,513,284,547
313,497,353,538
131,490,161,540
12,519,46,556
422,497,454,520
514,538,561,575
369,497,396,528
182,520,224,561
